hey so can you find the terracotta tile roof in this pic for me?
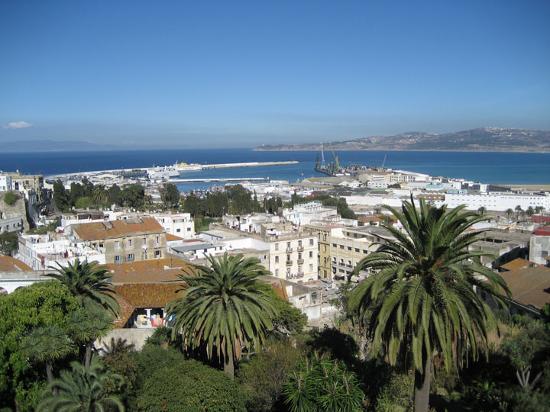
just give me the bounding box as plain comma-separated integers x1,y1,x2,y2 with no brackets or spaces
500,258,536,272
533,227,550,236
166,233,184,241
106,258,192,284
72,217,163,241
532,215,550,224
114,283,185,327
0,256,32,272
500,266,550,310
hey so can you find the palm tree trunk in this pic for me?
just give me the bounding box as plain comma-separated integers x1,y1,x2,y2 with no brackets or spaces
46,362,54,384
223,355,235,379
414,357,432,412
85,343,92,368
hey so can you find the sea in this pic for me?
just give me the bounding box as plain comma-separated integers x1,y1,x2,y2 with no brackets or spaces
1,149,549,192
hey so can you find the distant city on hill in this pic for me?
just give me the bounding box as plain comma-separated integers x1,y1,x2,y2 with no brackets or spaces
256,127,550,152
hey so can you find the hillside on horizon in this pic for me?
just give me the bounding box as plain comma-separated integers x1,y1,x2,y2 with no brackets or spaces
255,127,550,152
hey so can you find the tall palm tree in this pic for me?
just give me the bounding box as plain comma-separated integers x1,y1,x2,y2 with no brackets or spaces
505,208,514,220
167,253,278,378
21,326,75,384
349,198,509,412
49,259,119,316
37,359,125,412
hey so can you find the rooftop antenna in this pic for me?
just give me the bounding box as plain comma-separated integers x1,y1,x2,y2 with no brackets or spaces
381,154,387,169
320,143,325,165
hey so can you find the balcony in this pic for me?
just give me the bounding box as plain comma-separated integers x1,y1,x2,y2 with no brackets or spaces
297,245,304,252
286,260,293,266
286,247,293,253
297,258,304,265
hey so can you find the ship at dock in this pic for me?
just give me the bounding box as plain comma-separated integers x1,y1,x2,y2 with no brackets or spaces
314,144,345,176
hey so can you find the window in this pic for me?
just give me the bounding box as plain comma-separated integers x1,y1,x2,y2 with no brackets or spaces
114,255,121,263
309,251,313,258
275,243,279,251
156,235,160,245
155,250,161,258
298,240,303,247
143,237,147,244
309,264,313,272
363,250,368,254
275,269,279,276
309,238,314,246
142,251,147,260
275,256,279,263
332,243,337,247
340,245,344,249
128,239,132,247
347,246,352,251
127,253,135,262
355,248,360,253
287,242,291,248
187,227,191,231
115,241,120,249
176,228,181,233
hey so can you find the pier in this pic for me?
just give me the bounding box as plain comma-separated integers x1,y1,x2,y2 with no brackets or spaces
169,177,269,183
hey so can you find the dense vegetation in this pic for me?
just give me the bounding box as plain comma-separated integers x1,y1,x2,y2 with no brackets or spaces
0,231,18,255
1,201,549,411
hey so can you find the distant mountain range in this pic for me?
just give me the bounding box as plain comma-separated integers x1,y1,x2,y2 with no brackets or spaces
255,128,550,152
0,140,119,152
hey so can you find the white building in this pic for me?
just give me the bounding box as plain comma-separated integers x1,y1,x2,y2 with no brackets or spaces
0,175,12,192
0,216,24,234
266,232,318,283
16,234,105,271
152,213,195,238
283,202,338,226
439,193,550,212
530,228,550,266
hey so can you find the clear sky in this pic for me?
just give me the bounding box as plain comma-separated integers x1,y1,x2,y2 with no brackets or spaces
1,0,549,148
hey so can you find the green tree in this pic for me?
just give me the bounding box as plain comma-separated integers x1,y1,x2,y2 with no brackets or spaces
48,259,119,316
107,184,123,206
21,326,75,384
501,318,549,392
136,359,246,412
53,180,71,212
160,183,180,209
0,231,18,256
477,206,486,216
168,253,278,378
505,208,514,220
120,184,145,209
0,282,80,410
526,206,535,217
283,355,365,412
238,340,303,411
37,359,125,412
66,306,113,367
75,196,92,209
3,191,19,206
349,198,509,412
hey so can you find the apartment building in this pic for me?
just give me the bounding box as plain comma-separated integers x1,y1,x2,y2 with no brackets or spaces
266,232,318,282
152,212,195,238
329,226,392,280
69,217,167,264
282,202,338,226
304,223,344,280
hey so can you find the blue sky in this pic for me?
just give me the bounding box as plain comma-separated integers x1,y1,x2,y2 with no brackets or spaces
1,0,549,148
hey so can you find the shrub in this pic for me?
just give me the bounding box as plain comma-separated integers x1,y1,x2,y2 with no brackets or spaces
283,355,365,412
3,191,19,206
238,340,303,411
136,359,246,412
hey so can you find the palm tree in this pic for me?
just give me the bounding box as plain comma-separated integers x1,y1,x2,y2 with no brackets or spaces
515,205,523,220
349,198,509,412
477,206,486,216
37,359,125,412
101,337,135,356
49,259,119,316
526,206,535,217
534,206,544,215
505,208,514,220
21,326,75,384
167,253,278,378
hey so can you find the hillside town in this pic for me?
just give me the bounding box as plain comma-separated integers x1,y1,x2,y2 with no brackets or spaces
2,166,549,321
2,163,550,411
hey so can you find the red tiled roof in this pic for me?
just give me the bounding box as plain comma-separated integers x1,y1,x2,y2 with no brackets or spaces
532,215,550,224
0,256,32,272
72,217,163,241
533,227,550,236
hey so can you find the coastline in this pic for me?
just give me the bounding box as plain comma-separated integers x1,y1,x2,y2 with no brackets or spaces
254,147,550,154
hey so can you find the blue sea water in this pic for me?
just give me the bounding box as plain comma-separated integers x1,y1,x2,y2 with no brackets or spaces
1,149,549,191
